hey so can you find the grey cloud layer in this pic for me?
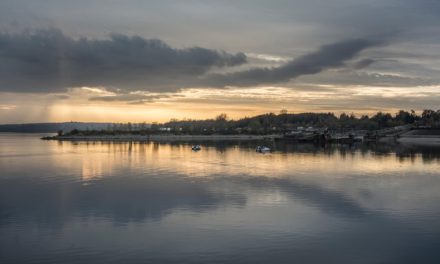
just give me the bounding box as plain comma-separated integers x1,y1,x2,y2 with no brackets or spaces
204,39,381,87
0,29,384,94
89,93,171,103
0,29,246,93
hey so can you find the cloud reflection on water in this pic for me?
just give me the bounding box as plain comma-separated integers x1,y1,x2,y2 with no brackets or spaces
2,136,440,263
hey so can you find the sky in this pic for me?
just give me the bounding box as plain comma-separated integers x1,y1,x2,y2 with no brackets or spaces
1,0,440,123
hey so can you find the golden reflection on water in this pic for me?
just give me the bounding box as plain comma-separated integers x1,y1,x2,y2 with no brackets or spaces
47,141,440,181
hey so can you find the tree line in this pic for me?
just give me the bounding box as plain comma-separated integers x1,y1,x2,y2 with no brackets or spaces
65,109,440,136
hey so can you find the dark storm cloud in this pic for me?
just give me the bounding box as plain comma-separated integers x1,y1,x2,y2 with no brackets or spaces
0,29,247,93
204,39,382,87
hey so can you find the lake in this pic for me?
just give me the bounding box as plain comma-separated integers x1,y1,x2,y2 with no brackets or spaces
1,133,440,263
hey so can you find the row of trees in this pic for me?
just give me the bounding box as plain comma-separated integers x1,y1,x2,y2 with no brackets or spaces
65,109,440,136
157,109,440,135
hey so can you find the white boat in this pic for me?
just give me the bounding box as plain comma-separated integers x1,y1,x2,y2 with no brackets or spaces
256,146,271,153
192,145,201,151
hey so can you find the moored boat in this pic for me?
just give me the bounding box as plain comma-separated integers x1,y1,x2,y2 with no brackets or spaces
256,146,271,152
191,145,201,151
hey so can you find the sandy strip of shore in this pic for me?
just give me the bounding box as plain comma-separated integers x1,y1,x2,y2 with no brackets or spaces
397,136,440,146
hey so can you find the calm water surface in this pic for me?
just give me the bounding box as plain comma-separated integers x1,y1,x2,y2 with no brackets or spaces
1,133,440,263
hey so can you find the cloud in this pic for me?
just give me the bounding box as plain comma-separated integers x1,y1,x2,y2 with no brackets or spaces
0,28,247,93
89,93,170,103
295,70,436,87
50,94,70,100
352,58,376,69
203,38,383,87
245,52,290,62
0,29,401,94
0,104,16,110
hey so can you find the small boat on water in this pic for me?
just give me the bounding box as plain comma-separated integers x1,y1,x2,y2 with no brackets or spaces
256,146,271,153
192,145,202,151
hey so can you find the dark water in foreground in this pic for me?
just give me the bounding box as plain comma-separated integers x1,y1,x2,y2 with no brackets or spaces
1,134,440,264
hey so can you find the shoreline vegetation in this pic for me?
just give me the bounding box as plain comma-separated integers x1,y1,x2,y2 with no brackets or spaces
41,110,440,144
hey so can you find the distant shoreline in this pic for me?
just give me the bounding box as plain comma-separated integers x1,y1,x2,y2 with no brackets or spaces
41,134,283,142
40,129,440,145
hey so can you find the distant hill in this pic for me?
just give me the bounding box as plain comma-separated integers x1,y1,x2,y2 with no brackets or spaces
0,122,114,133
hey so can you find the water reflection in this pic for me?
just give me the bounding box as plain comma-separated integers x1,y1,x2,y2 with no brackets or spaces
0,175,246,227
1,134,440,263
245,177,368,218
